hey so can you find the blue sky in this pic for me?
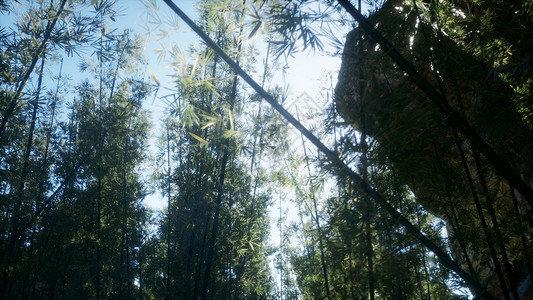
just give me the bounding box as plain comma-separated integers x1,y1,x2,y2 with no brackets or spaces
0,0,345,223
0,2,348,227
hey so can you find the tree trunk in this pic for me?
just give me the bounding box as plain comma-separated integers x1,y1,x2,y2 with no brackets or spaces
200,148,229,300
0,51,47,298
453,129,510,300
20,53,47,297
166,123,172,300
430,136,477,278
473,149,520,299
296,109,331,297
357,0,375,293
18,53,46,208
96,176,102,300
193,213,210,300
511,190,533,278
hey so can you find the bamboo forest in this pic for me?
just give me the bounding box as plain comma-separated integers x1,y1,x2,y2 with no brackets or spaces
1,0,533,299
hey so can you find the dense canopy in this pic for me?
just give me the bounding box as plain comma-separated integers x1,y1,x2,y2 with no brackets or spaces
0,0,531,299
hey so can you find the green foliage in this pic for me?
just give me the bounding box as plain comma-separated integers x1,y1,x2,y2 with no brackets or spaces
149,0,278,298
4,0,531,298
0,1,152,298
331,0,533,297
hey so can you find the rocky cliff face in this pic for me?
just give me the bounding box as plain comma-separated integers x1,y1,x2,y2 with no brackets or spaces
334,0,532,297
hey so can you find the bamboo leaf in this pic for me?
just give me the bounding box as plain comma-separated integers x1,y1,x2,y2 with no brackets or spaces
200,121,217,130
228,109,234,131
189,132,208,145
148,68,160,86
181,103,200,128
190,54,199,78
248,20,262,39
222,129,241,139
248,240,255,251
199,113,218,121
